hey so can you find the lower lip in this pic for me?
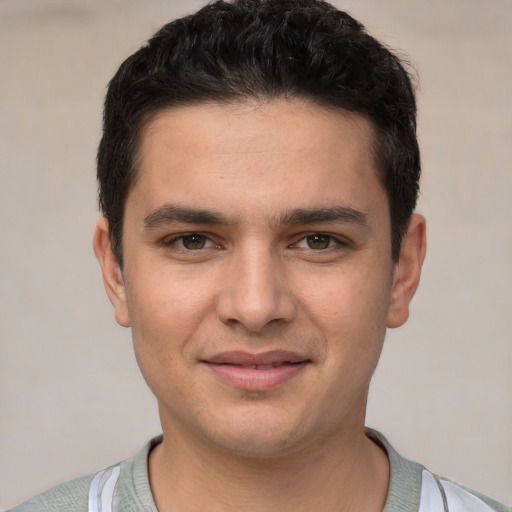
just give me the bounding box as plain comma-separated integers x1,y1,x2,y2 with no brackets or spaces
205,362,309,391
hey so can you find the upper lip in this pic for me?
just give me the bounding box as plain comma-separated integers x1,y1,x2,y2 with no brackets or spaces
203,350,310,366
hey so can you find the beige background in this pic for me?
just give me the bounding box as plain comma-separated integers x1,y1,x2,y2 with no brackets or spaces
0,0,511,509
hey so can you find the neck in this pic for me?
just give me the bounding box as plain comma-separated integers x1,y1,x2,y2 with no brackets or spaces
149,419,389,512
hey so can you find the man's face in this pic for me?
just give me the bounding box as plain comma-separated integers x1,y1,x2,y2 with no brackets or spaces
96,100,423,456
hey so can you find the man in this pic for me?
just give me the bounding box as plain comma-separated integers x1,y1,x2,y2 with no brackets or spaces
8,1,509,511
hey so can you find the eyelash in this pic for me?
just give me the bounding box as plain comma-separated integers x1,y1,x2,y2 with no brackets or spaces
292,233,348,251
162,232,348,252
163,233,218,251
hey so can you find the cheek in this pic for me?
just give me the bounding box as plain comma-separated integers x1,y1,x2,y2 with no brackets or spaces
127,260,210,325
297,263,392,377
299,264,392,332
125,281,205,410
123,266,215,370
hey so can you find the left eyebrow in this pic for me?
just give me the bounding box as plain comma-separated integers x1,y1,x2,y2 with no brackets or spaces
276,206,369,227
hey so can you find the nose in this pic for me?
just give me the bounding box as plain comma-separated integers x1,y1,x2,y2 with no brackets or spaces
215,245,297,333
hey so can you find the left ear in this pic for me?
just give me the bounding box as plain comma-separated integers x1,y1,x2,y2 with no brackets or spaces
387,213,427,328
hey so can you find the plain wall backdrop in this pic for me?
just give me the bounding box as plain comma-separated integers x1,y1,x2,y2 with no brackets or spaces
1,0,511,509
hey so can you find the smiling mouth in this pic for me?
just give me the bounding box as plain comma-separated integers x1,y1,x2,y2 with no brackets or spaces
202,351,310,390
231,363,298,370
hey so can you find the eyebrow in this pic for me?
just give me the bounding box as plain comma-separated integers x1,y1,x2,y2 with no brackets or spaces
143,204,368,229
144,205,234,228
277,206,368,227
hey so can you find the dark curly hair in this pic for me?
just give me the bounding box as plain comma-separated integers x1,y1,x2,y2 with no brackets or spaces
97,0,420,266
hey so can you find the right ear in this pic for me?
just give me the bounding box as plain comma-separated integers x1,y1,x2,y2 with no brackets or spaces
93,218,131,327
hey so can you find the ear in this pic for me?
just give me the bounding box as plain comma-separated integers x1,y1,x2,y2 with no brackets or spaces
387,213,427,328
93,217,131,327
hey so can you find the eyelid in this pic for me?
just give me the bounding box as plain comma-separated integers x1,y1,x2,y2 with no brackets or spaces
291,232,350,250
160,231,350,251
163,232,220,250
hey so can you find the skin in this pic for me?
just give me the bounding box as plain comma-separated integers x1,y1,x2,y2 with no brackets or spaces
94,99,426,512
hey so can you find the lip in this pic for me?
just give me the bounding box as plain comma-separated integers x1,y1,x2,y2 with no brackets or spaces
202,350,310,391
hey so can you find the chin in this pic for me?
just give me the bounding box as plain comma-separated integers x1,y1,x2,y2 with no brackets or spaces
199,405,314,458
209,431,302,458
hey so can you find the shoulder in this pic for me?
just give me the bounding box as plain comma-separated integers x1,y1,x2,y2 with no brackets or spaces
6,437,161,512
366,428,510,512
5,474,93,512
429,474,511,512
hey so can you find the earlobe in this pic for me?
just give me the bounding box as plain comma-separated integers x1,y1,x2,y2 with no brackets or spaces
387,214,427,329
93,218,131,327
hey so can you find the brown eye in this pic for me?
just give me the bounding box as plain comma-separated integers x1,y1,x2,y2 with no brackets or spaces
306,234,331,249
181,234,207,250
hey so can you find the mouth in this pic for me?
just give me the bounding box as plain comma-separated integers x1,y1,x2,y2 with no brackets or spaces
202,351,311,391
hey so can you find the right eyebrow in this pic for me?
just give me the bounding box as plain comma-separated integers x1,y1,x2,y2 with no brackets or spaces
143,204,236,229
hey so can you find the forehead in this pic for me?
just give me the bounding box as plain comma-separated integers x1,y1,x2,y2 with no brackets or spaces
129,99,387,225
